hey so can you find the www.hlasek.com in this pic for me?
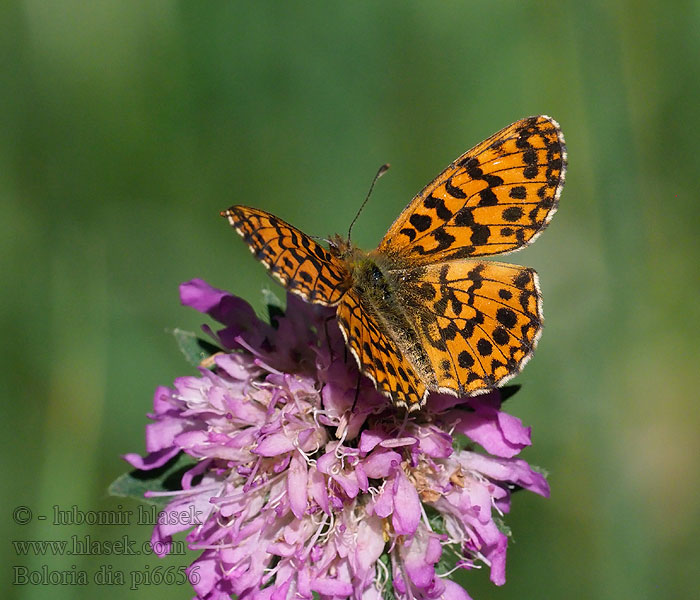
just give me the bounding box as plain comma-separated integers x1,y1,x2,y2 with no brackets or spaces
13,535,187,557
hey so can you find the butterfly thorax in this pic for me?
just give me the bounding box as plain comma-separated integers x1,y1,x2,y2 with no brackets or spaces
328,237,437,392
327,235,399,298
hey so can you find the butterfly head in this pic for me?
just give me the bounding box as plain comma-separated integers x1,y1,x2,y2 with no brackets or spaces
327,234,355,260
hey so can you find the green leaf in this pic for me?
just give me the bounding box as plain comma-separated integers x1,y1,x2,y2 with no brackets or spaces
378,553,396,600
424,505,462,576
436,543,462,578
425,504,448,534
108,452,197,508
453,432,475,452
171,328,221,366
380,582,396,600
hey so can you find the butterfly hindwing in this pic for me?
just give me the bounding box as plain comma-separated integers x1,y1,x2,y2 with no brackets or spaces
336,289,426,410
394,260,542,395
222,206,349,306
379,116,566,263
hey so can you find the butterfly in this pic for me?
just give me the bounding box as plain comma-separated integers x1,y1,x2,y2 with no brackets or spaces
222,116,566,411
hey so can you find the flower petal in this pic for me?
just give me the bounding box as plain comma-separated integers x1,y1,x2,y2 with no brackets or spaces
310,577,354,597
455,402,531,458
359,429,389,453
355,516,385,574
122,447,180,470
179,279,230,315
442,579,473,600
417,426,453,458
361,450,401,479
254,432,295,456
308,466,330,514
287,453,308,519
391,471,421,536
402,527,442,589
373,483,394,518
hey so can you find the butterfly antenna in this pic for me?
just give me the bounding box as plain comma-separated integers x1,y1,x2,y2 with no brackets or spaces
347,163,390,241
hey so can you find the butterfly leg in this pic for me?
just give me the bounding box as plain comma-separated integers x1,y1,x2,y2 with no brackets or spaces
350,369,362,414
322,314,337,365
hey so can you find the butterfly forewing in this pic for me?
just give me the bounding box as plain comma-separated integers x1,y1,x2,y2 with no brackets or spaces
378,116,566,263
222,206,349,306
395,261,542,395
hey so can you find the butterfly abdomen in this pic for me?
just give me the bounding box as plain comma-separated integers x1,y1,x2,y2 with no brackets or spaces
348,254,437,391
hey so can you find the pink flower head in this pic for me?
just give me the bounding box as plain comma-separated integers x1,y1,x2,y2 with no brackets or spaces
124,279,549,600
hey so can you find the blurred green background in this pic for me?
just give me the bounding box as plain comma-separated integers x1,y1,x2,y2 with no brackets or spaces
2,1,698,599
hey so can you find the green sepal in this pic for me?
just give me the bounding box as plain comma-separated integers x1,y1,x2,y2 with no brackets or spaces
171,328,221,367
529,463,550,479
262,288,285,326
494,516,513,538
108,452,197,508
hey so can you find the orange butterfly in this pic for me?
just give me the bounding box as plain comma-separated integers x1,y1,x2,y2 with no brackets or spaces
222,116,566,411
